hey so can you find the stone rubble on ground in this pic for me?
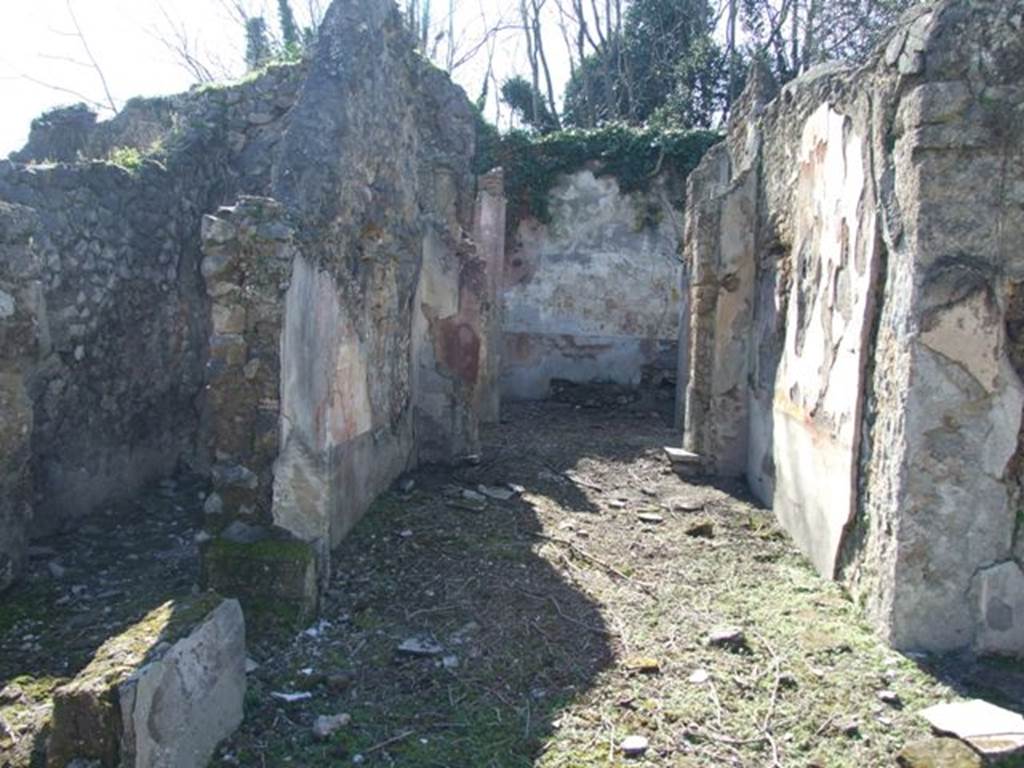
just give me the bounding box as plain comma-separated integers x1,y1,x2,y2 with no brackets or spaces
707,627,747,651
637,512,664,525
896,737,983,768
269,691,312,704
477,484,517,501
919,699,1024,756
312,713,351,741
620,734,649,757
688,669,710,685
397,636,445,657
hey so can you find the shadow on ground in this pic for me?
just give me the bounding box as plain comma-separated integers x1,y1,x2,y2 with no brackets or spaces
221,399,682,766
9,394,1024,767
0,477,203,767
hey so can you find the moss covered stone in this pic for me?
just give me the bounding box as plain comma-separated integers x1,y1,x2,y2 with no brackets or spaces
46,593,228,768
200,534,317,637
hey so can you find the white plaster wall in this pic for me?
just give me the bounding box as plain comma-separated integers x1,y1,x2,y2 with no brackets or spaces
502,169,684,399
772,104,880,578
274,254,375,545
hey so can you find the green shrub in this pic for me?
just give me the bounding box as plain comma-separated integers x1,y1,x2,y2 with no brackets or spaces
474,121,721,231
107,145,144,171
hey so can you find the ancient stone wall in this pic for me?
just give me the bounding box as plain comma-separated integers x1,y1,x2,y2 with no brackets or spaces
0,0,502,603
195,0,503,621
0,157,218,537
0,60,309,555
11,63,306,197
682,0,1024,653
501,169,685,401
0,202,39,591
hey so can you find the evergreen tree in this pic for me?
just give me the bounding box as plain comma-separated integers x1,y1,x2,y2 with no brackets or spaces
245,17,272,70
278,0,300,50
501,76,559,134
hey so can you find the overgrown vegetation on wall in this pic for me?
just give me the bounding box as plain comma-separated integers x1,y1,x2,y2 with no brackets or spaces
474,118,720,230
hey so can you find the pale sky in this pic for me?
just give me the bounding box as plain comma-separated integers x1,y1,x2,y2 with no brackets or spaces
0,0,556,157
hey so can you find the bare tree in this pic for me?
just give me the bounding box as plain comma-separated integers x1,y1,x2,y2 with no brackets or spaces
148,0,327,86
149,1,235,85
736,0,915,83
0,0,121,115
62,0,118,113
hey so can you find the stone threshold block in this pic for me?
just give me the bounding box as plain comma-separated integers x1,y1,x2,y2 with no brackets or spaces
200,523,318,637
46,595,245,768
663,447,714,479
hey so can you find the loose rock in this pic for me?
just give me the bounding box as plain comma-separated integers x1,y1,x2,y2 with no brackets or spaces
478,484,516,501
688,669,710,684
708,627,747,651
897,737,983,768
686,521,715,538
621,735,649,757
397,636,444,656
312,713,352,741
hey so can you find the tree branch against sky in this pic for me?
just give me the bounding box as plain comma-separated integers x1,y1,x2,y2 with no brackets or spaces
0,0,919,155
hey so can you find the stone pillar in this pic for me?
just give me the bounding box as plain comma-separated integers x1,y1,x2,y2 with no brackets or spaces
680,146,757,476
201,197,292,528
199,197,319,633
474,169,507,424
864,10,1024,651
0,202,40,593
413,169,502,463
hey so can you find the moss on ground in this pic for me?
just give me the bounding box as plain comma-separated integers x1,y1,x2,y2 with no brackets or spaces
220,401,1021,767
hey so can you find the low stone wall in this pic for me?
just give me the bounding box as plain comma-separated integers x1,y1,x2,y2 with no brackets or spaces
682,0,1024,654
501,169,685,401
47,595,245,768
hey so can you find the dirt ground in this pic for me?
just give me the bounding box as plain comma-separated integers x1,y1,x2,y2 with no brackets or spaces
4,397,1024,767
0,475,203,767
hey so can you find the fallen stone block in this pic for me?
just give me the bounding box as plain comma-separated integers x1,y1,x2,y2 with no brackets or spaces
47,594,245,768
663,447,702,465
663,447,709,476
919,699,1024,758
897,737,982,768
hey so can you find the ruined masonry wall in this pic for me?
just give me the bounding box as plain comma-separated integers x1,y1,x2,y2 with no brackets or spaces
0,202,38,591
502,170,685,400
0,160,216,537
199,0,503,601
682,0,1024,654
0,0,504,606
0,62,307,550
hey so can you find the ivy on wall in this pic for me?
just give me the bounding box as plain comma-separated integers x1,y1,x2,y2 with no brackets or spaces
474,115,721,232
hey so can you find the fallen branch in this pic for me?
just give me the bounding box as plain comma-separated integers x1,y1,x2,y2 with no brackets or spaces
530,532,658,599
362,729,417,756
506,585,618,637
756,632,785,768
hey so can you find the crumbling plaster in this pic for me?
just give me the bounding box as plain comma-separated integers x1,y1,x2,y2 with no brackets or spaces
502,169,685,401
682,0,1024,653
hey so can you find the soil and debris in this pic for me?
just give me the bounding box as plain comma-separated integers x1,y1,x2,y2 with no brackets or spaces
3,399,1024,766
0,476,204,767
